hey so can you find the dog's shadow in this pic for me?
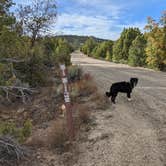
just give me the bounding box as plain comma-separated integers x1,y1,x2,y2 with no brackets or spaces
104,95,116,110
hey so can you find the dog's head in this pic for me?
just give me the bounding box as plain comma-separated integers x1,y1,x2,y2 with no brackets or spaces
105,92,111,97
130,78,138,88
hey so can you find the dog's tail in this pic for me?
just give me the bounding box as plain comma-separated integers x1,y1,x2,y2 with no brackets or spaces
106,91,112,97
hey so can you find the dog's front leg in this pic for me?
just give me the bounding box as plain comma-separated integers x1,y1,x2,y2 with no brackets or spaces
127,92,132,101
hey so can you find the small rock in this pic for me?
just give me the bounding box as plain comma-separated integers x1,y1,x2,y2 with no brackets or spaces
17,108,25,113
100,133,109,140
105,114,113,119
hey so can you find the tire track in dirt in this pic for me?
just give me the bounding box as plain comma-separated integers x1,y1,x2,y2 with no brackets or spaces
72,51,166,166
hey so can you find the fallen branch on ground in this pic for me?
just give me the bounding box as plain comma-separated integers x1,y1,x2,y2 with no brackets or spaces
0,136,29,165
0,86,37,103
0,58,29,63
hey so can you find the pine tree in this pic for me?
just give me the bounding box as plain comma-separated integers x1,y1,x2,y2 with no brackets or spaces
81,37,97,56
0,0,15,31
93,41,113,60
128,35,147,66
113,28,141,63
105,50,111,61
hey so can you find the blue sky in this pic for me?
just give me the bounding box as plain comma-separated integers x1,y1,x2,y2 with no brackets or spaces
13,0,166,40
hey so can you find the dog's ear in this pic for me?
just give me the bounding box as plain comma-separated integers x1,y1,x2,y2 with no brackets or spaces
130,78,134,82
130,78,138,88
130,77,138,82
134,78,138,86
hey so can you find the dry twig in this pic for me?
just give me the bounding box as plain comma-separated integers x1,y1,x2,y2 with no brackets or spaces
0,136,29,165
0,86,37,103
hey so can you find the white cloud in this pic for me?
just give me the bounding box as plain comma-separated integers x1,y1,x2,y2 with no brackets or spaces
57,14,114,28
14,0,148,40
53,13,122,40
71,0,124,20
53,12,147,40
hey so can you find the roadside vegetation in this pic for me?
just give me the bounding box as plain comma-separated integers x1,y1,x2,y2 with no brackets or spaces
0,0,73,103
81,11,166,71
0,1,108,165
1,0,164,165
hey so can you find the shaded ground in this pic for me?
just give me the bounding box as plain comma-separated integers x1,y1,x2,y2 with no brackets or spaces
71,51,166,166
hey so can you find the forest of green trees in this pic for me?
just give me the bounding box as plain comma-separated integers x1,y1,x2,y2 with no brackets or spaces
81,11,166,71
0,0,73,101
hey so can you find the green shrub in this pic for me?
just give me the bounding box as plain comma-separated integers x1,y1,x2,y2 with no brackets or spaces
68,65,83,83
0,122,17,136
22,119,32,138
14,54,47,87
0,120,32,143
119,59,128,64
0,63,13,86
79,108,91,124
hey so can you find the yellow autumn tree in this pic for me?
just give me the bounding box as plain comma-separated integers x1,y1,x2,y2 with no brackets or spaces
145,11,166,71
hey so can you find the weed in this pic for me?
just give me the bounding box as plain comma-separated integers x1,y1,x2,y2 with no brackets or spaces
0,119,32,143
68,65,83,83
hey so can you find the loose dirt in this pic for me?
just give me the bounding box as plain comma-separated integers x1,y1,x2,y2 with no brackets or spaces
71,51,166,166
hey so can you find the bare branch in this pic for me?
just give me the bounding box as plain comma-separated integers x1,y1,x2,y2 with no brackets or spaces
0,86,37,103
0,136,29,163
0,58,28,63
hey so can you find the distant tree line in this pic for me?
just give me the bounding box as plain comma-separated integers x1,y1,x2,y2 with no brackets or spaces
55,35,107,50
0,0,73,102
80,11,166,71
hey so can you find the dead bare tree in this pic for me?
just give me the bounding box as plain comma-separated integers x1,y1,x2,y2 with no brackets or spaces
17,0,57,47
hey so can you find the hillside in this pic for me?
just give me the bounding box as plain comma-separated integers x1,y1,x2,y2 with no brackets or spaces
55,35,109,49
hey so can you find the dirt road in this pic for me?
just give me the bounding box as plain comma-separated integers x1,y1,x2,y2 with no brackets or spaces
71,51,166,166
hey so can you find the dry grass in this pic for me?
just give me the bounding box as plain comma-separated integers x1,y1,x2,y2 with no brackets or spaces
82,73,93,81
78,106,91,124
25,119,68,152
91,92,110,110
70,80,97,101
72,104,91,125
47,120,68,150
0,66,109,165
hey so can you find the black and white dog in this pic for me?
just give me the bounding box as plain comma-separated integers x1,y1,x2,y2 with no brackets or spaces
105,78,138,104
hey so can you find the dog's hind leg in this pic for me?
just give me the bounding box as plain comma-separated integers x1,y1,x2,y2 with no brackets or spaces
111,93,117,104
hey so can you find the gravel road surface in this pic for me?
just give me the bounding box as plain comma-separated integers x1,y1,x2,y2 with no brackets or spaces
71,51,166,166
